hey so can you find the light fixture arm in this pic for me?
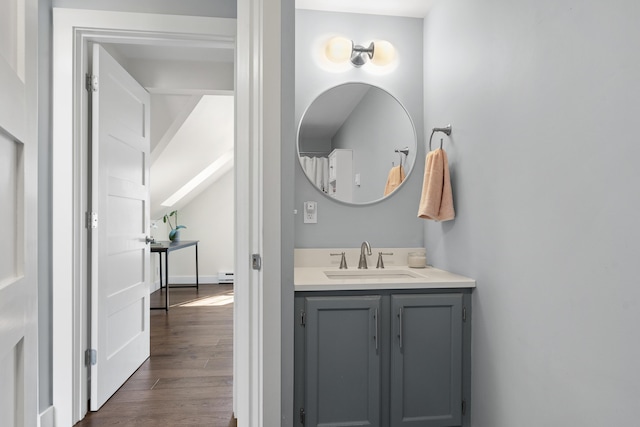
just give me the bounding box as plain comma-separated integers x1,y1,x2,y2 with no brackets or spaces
350,42,375,67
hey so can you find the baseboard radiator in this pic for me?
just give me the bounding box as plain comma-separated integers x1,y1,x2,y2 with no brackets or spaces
218,272,234,283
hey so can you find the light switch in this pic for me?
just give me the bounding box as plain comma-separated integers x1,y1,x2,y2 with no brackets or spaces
304,201,317,224
355,173,361,186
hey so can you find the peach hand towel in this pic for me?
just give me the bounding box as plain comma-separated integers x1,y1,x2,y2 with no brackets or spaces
383,165,406,196
417,148,455,221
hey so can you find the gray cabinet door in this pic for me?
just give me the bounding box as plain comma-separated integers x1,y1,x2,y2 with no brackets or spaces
390,294,463,427
304,296,382,427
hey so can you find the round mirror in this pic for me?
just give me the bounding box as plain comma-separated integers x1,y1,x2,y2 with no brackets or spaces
297,83,416,205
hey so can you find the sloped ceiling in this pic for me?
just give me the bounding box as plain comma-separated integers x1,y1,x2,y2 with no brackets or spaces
150,94,234,218
299,84,369,139
150,94,200,154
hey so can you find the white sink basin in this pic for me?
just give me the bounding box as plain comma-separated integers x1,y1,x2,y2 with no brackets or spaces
324,270,425,280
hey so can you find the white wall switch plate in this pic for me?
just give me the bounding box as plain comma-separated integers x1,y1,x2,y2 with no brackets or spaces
303,201,317,224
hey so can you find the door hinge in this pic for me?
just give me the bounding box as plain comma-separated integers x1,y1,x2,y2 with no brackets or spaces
85,349,97,366
252,253,262,270
299,408,305,425
86,211,98,229
86,74,98,92
300,310,306,326
463,306,467,322
462,399,467,416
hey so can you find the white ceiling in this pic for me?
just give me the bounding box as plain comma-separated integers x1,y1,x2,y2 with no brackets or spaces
295,0,439,18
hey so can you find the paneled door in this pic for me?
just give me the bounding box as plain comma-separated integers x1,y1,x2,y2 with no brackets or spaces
89,44,151,410
0,0,38,425
303,295,382,427
390,294,463,427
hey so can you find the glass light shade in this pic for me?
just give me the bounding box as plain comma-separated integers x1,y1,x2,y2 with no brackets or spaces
371,40,396,66
325,37,353,63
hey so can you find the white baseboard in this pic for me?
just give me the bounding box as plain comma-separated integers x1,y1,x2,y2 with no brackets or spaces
151,275,223,292
167,275,219,285
39,406,55,427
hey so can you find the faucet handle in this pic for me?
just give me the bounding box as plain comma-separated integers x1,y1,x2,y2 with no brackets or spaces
376,252,394,269
330,252,348,269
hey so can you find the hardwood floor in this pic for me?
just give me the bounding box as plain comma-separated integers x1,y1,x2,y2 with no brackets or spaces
76,284,236,427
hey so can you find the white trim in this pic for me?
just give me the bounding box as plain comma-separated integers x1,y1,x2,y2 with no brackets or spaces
260,0,284,424
52,9,236,426
236,0,283,424
150,277,226,293
234,0,251,421
38,406,55,427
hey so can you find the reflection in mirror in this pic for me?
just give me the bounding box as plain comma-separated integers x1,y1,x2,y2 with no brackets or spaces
298,83,416,205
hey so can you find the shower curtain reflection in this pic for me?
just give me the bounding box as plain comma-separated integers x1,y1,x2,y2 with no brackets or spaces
300,156,329,194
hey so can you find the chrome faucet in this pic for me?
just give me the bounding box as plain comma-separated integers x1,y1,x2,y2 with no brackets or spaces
358,241,372,269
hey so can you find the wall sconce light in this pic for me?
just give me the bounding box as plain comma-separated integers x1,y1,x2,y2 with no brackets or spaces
325,37,396,68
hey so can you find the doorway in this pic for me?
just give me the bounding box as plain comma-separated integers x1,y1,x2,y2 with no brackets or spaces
96,35,236,407
53,6,288,426
90,35,235,417
51,10,243,425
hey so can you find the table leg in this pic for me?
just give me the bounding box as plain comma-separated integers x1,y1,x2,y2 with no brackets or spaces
159,252,163,289
165,252,169,311
195,243,199,290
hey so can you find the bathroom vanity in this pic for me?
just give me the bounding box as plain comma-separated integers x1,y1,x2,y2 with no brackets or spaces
294,249,475,427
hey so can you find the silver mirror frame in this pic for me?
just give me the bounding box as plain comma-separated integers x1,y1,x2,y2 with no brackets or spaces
297,82,417,206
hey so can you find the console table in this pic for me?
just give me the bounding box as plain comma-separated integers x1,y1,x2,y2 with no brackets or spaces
150,240,199,311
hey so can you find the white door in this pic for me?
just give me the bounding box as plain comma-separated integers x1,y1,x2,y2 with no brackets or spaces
0,0,38,425
89,44,151,410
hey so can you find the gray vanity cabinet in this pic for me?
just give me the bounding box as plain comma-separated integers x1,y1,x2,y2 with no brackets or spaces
300,295,382,427
295,290,470,427
390,294,463,427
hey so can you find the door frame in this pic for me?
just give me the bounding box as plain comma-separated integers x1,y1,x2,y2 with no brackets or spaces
52,9,249,426
236,0,285,424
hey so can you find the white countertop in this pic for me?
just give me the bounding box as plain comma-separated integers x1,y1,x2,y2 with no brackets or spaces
294,249,476,292
294,265,476,291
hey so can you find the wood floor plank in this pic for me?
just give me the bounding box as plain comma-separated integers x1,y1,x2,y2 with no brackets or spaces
76,284,236,427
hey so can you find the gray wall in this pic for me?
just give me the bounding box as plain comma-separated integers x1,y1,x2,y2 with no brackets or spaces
295,10,424,248
282,1,295,424
299,136,331,155
38,0,237,413
332,88,416,203
423,1,640,426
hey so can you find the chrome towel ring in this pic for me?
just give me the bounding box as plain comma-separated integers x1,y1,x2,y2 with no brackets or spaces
429,124,452,151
